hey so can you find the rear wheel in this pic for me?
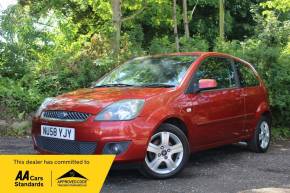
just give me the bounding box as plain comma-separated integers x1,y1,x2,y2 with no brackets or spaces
140,123,190,179
248,117,271,153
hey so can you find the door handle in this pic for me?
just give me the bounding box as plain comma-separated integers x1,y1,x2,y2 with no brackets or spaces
185,107,192,113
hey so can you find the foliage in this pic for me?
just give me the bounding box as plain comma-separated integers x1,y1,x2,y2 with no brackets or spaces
0,77,43,114
179,36,209,52
261,0,290,13
149,36,175,54
0,0,289,135
149,35,209,54
272,127,290,140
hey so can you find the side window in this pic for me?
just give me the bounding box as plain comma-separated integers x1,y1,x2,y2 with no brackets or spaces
194,57,237,89
235,61,260,87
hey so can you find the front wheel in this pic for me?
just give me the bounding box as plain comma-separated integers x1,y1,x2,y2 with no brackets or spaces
140,123,190,179
248,116,271,153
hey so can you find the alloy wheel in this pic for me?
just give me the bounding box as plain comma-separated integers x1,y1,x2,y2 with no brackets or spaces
259,121,270,149
145,131,184,175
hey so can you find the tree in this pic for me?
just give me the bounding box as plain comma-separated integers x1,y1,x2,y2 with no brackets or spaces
188,0,199,22
182,0,190,38
173,0,180,51
111,0,146,57
111,0,122,57
219,0,225,40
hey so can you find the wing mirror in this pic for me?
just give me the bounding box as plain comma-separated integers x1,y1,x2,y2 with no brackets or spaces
197,79,217,92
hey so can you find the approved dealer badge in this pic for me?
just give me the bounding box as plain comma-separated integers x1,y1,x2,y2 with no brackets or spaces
56,169,88,187
0,155,114,193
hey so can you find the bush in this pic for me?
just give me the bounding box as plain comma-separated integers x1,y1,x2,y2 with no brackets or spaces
149,36,175,54
0,77,43,115
179,36,209,52
272,127,290,140
149,35,210,54
34,55,115,96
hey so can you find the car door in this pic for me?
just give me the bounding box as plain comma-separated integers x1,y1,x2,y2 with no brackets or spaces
234,60,263,135
188,56,245,145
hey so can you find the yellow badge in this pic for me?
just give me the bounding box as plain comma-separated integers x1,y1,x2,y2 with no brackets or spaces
0,155,115,193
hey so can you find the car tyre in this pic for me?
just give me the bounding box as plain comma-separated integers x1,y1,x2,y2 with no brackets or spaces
248,116,271,153
140,123,190,179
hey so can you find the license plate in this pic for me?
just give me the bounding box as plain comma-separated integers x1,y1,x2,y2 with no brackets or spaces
41,125,75,140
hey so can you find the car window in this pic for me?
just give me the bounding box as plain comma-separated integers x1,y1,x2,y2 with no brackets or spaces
194,57,237,89
96,56,198,87
235,61,260,87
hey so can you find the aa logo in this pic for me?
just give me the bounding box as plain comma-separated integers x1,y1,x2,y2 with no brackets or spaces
14,170,44,187
57,169,88,187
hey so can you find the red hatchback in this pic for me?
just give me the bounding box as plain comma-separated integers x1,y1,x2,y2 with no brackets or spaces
32,52,271,178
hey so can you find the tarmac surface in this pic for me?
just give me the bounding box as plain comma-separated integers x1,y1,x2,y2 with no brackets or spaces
1,137,289,193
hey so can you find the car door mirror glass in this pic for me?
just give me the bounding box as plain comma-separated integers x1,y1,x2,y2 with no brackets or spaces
198,79,218,90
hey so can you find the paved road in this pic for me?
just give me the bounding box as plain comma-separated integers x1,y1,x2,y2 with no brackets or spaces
1,137,290,193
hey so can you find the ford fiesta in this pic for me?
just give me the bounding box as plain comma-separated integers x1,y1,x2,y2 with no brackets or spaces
32,52,271,178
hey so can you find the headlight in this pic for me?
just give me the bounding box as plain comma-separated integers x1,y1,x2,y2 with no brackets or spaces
35,97,55,117
95,99,145,121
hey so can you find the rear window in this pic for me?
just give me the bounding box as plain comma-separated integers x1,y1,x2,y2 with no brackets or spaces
235,61,260,87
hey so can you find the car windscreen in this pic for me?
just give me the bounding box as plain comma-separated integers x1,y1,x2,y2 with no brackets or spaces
95,55,198,87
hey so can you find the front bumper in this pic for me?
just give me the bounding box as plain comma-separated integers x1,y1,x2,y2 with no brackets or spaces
31,116,155,162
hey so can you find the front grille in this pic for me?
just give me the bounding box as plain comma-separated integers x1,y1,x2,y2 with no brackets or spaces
41,111,90,121
35,136,97,154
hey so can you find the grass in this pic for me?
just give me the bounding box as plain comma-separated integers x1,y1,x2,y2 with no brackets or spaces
272,127,290,141
0,127,29,137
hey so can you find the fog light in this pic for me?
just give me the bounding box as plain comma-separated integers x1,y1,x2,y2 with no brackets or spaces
103,142,130,155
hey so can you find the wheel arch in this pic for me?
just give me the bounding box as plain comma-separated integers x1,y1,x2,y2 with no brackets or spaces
256,101,271,126
261,111,272,126
163,117,189,137
148,115,190,142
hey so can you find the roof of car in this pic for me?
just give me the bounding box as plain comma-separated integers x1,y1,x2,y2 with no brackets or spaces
146,52,233,58
151,52,254,66
135,52,249,65
159,52,248,62
162,52,232,57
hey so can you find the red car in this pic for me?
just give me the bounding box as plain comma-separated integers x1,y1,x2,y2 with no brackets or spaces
32,52,271,178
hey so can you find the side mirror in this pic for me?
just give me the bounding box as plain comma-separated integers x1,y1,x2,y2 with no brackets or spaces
198,79,217,91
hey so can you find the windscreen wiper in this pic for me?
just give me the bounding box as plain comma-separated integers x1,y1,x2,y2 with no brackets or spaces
141,83,176,88
94,83,136,88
